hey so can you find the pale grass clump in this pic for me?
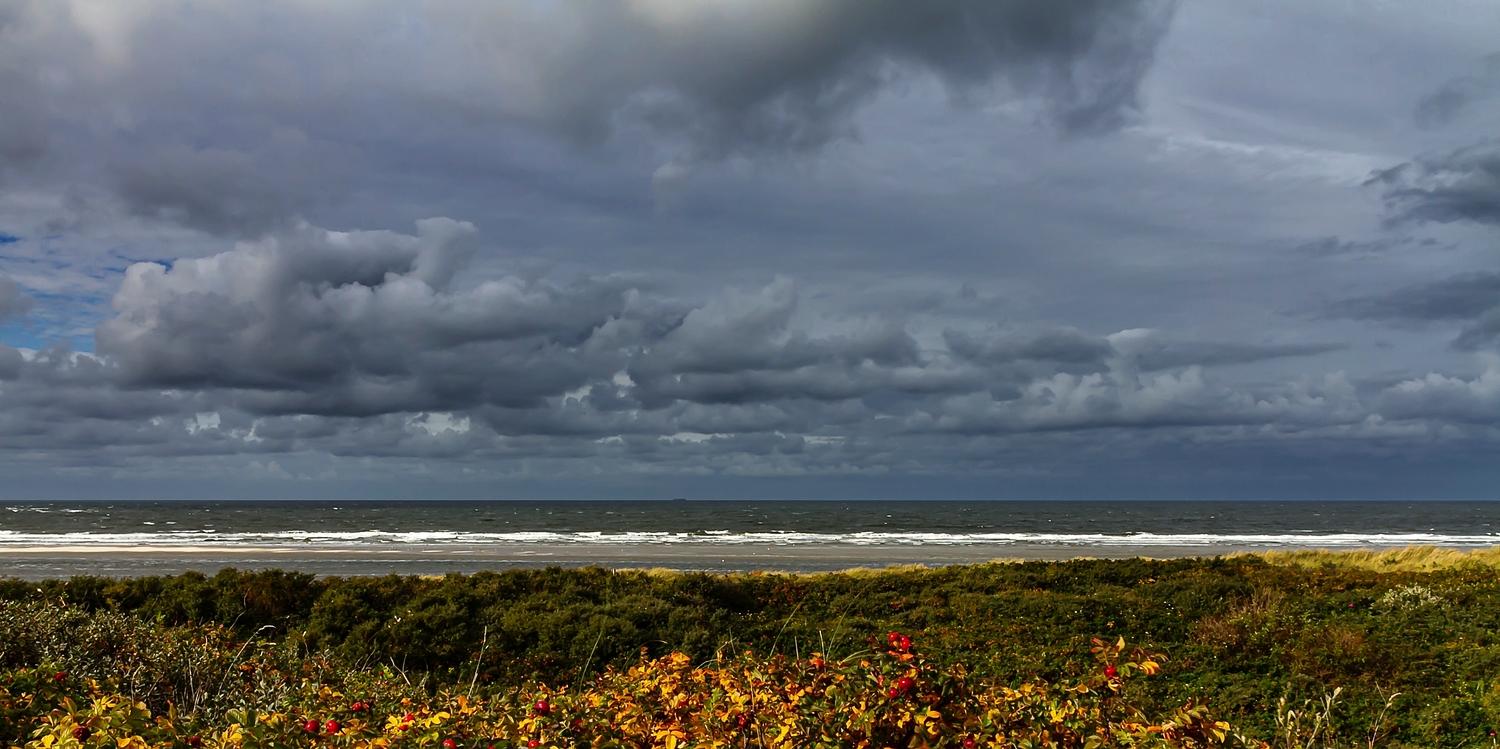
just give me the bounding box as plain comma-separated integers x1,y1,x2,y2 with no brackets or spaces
1238,545,1500,572
1274,687,1402,749
1373,584,1445,613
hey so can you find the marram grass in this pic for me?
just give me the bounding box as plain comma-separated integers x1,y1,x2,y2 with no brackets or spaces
1239,544,1500,572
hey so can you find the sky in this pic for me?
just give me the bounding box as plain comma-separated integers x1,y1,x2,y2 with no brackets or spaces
0,0,1499,500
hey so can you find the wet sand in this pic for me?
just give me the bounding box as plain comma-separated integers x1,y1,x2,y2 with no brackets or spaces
0,540,1423,579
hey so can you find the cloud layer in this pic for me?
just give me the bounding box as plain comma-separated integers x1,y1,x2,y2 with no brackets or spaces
0,217,1490,491
1,0,1500,495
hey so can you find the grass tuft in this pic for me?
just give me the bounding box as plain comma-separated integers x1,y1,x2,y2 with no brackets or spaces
1241,544,1500,572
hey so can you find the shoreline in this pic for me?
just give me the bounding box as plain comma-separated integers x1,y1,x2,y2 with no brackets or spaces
4,540,1493,579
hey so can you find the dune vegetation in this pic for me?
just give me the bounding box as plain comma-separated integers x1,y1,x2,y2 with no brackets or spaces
2,548,1499,748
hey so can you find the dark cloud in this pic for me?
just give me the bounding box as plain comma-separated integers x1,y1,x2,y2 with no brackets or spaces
94,219,645,412
945,326,1343,372
518,0,1177,156
0,210,1485,487
1378,356,1500,423
1414,52,1500,128
3,0,1500,494
45,219,1373,450
111,140,353,238
0,273,32,322
0,344,18,380
1321,273,1500,350
1369,140,1500,226
1290,236,1439,258
1415,85,1469,129
1323,273,1500,322
946,326,1113,365
0,4,47,171
1131,341,1348,371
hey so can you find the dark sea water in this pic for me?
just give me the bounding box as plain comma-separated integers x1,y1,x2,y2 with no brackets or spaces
2,500,1496,579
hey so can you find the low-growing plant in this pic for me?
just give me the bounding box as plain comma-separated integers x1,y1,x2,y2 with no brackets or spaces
5,634,1254,749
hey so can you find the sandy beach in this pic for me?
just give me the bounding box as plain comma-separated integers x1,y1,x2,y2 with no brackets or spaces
0,539,1446,579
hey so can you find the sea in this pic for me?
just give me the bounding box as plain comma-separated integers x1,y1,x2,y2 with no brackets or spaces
1,500,1496,580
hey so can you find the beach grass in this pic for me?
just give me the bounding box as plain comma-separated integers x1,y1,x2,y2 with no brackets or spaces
1243,544,1500,572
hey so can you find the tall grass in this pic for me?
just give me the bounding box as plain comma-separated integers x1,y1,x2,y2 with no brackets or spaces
1242,545,1500,572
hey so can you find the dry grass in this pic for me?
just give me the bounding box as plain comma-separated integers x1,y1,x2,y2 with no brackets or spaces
628,548,1500,577
1236,545,1500,572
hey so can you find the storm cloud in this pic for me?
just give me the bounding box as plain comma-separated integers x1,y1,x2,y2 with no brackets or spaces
1370,140,1500,226
449,0,1179,155
1321,273,1500,351
1,0,1500,496
0,273,31,323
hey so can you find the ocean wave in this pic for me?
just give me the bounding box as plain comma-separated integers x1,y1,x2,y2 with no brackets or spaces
0,530,1495,548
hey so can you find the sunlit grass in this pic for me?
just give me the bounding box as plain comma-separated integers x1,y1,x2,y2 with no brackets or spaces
1239,544,1500,572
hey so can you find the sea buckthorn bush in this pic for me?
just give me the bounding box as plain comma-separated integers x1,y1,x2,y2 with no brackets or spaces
4,633,1248,749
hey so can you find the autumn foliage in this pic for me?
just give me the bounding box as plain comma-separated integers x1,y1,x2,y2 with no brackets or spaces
6,635,1246,749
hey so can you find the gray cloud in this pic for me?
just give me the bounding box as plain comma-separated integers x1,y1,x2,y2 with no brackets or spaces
0,4,46,171
4,0,1500,495
1414,52,1500,128
65,219,1364,445
1378,355,1500,423
0,0,1179,242
1326,273,1500,322
506,0,1177,157
947,326,1112,365
0,211,1487,491
0,273,32,322
111,140,353,238
1321,273,1500,350
1370,140,1500,226
1130,341,1348,371
945,326,1344,372
95,219,647,414
1290,236,1442,258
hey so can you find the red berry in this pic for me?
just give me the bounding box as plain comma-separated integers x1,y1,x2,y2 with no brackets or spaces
187,738,202,748
527,742,540,749
810,658,824,670
303,719,320,734
442,740,458,749
72,726,91,741
963,739,977,749
53,672,66,681
1104,665,1119,678
896,676,915,692
886,687,899,699
325,720,341,734
888,632,901,646
403,713,415,722
898,635,912,652
735,713,750,729
534,699,551,715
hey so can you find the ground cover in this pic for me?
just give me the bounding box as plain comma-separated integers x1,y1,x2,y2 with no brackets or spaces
1,549,1498,748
